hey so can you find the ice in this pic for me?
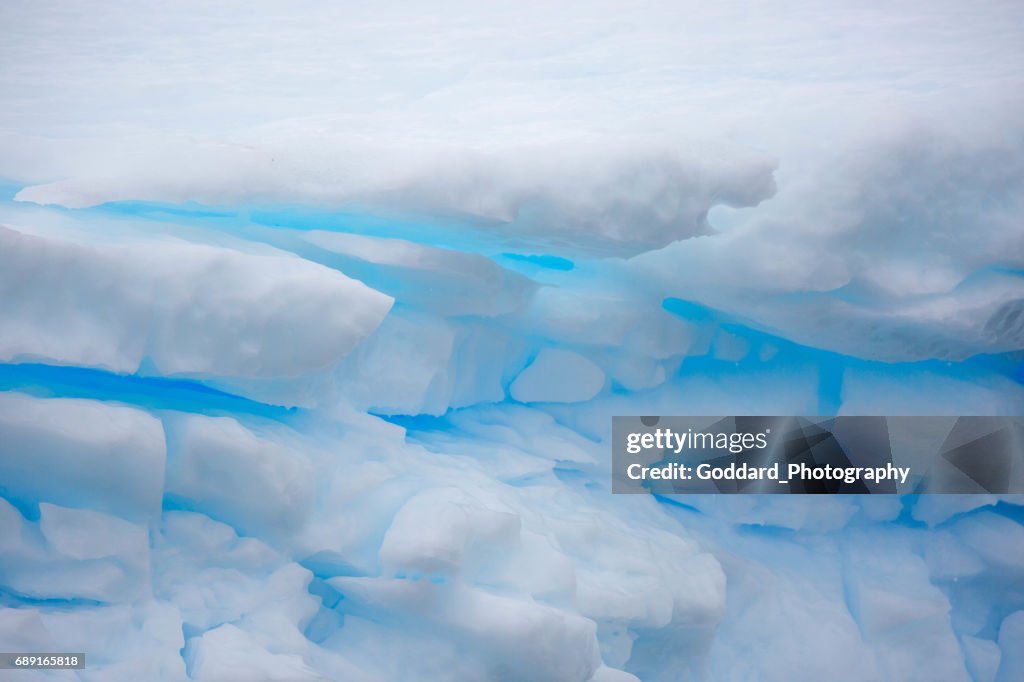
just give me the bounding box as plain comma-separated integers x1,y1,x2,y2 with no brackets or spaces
715,581,877,681
0,225,393,382
1,1,1023,679
335,310,459,416
605,353,669,392
0,226,151,374
303,231,533,317
912,496,1002,527
0,608,60,656
0,602,186,681
0,392,165,521
962,635,1001,682
588,667,641,682
840,366,1024,417
326,578,602,682
153,513,311,635
38,503,148,563
185,624,321,682
522,288,696,358
36,602,188,681
446,325,520,408
996,611,1024,682
378,487,520,576
2,233,1022,682
0,610,83,681
511,349,606,404
950,512,1024,575
0,500,149,603
842,532,969,681
628,134,1024,364
710,330,751,363
163,415,315,540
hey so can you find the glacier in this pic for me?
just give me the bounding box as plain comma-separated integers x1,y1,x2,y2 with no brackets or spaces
2,0,1024,680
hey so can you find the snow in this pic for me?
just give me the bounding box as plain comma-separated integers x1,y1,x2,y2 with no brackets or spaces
1,0,1023,680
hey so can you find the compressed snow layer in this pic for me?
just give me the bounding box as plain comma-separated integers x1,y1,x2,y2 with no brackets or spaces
0,225,393,379
3,1,1021,256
